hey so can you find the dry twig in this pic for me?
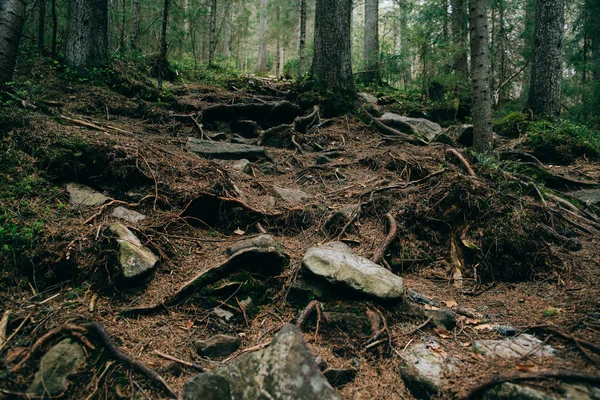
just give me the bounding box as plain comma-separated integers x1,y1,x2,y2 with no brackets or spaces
371,213,398,267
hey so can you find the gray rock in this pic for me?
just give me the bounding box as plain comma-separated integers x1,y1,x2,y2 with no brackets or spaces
323,368,358,388
561,383,600,400
426,309,457,330
230,134,253,145
325,204,361,233
28,339,86,397
379,113,442,142
274,186,311,203
260,162,281,175
194,334,241,358
183,324,341,400
186,138,270,161
232,159,252,175
475,334,555,359
239,297,253,309
213,308,234,321
109,222,158,279
111,206,146,224
447,124,474,146
210,132,228,141
572,190,600,207
358,92,378,104
65,183,110,207
226,234,279,256
494,324,517,337
482,382,558,400
302,242,404,300
399,341,458,399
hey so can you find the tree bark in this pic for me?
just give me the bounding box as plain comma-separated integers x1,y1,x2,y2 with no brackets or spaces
119,0,126,54
65,0,108,67
208,0,217,65
527,0,564,119
469,0,493,153
222,1,231,58
298,0,307,77
0,0,25,84
131,0,139,51
312,0,356,104
363,0,380,83
157,0,170,89
51,0,57,55
38,0,46,52
451,0,468,78
256,0,267,74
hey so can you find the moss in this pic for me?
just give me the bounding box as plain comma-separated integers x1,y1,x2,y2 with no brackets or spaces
493,112,529,138
525,120,600,164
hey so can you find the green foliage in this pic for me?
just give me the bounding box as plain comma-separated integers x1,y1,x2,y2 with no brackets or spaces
525,120,600,164
493,112,529,138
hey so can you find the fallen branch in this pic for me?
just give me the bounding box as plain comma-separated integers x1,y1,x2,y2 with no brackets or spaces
0,310,10,350
527,324,600,355
153,350,205,371
402,316,433,336
371,213,398,267
462,369,600,400
83,195,154,225
296,300,323,334
446,148,476,177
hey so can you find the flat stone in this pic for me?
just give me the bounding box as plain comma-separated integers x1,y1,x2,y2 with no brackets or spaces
572,190,600,206
111,206,146,224
226,234,279,256
213,308,234,321
28,339,86,397
232,159,252,175
109,222,158,279
274,186,311,203
186,138,270,161
194,334,241,358
323,368,358,388
358,93,378,104
379,113,442,142
66,183,110,207
398,341,458,399
302,242,404,300
475,334,555,359
183,324,341,400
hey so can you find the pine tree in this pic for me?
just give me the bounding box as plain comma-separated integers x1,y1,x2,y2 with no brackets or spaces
65,0,108,67
0,0,25,84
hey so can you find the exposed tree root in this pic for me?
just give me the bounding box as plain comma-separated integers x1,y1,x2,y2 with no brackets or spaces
446,148,476,177
153,350,205,371
360,108,424,144
528,324,600,354
198,101,301,126
462,369,600,400
83,195,154,225
296,300,323,337
371,213,398,267
11,322,177,398
293,105,320,133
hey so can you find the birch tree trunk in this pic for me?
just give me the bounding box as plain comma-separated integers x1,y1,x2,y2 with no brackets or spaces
363,0,380,83
65,0,108,67
469,0,493,153
0,0,25,84
527,0,564,119
256,0,267,74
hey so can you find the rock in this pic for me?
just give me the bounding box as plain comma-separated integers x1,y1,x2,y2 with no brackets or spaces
65,183,110,207
324,204,361,233
226,234,279,256
210,132,228,141
316,155,331,165
239,296,253,309
164,361,183,377
426,309,457,330
109,222,158,279
406,288,439,307
475,334,555,359
274,186,311,203
213,308,234,321
379,113,442,142
358,92,378,104
447,124,474,146
230,134,254,145
111,206,146,224
572,189,600,207
323,368,358,388
183,324,341,400
259,162,281,175
494,324,517,337
232,159,252,175
399,341,458,399
28,339,86,397
482,382,558,400
194,334,241,358
186,138,271,161
302,242,404,300
561,383,600,400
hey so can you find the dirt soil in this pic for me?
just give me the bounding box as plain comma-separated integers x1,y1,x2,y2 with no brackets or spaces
1,63,599,399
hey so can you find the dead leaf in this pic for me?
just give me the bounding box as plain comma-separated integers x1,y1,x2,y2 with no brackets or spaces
464,318,482,325
474,323,494,332
442,300,458,308
515,364,539,372
185,320,194,330
234,228,245,236
423,304,440,311
461,342,471,347
434,328,453,339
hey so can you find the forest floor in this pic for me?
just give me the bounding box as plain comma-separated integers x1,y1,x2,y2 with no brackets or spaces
1,60,599,399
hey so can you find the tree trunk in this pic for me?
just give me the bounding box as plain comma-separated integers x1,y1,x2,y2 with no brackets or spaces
527,0,564,119
131,0,139,51
38,0,46,52
298,0,307,77
65,0,108,67
256,0,267,74
222,1,231,58
451,0,468,78
208,0,217,65
119,0,126,54
520,0,536,101
312,0,356,112
0,0,25,84
363,0,380,84
157,0,170,89
51,0,57,55
469,0,493,153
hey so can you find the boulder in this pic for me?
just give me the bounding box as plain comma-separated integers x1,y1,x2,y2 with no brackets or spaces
475,334,555,359
482,382,558,400
213,308,234,321
186,138,271,161
65,183,110,207
572,189,600,207
358,92,378,104
232,159,253,175
183,324,341,400
274,186,311,204
109,222,158,279
194,334,241,358
302,242,404,300
379,113,442,142
447,124,474,146
398,341,458,399
28,339,86,397
111,206,146,224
